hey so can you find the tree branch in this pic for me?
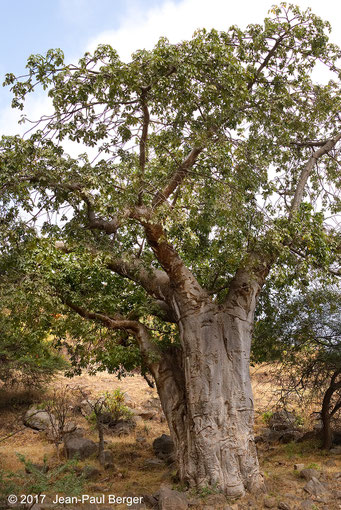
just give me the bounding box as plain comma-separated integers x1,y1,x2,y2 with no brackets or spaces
106,255,171,303
290,133,341,216
61,296,160,361
247,33,287,91
138,90,150,205
152,146,203,208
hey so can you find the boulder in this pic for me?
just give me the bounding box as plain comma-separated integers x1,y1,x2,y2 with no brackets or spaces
81,465,100,479
23,406,54,431
137,409,157,420
278,502,291,510
263,496,276,508
300,468,320,481
109,419,136,436
145,458,164,467
64,435,98,460
268,410,296,431
299,501,315,510
79,399,97,417
63,421,77,434
280,430,303,443
303,477,328,497
153,434,174,458
157,487,188,510
330,446,341,454
141,494,158,508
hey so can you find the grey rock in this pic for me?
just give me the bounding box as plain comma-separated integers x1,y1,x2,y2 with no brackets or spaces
187,497,201,507
64,435,98,460
267,430,284,442
297,430,323,443
136,435,147,444
300,468,320,481
145,458,164,467
203,494,227,507
123,392,134,406
324,459,336,466
268,410,296,431
109,419,136,436
141,494,158,508
330,446,341,454
81,464,100,479
63,427,85,442
280,430,303,443
63,421,77,433
278,503,291,510
158,487,188,510
299,501,314,510
144,397,162,410
138,409,157,420
79,398,96,417
303,476,328,497
263,496,276,508
23,406,54,431
153,434,174,460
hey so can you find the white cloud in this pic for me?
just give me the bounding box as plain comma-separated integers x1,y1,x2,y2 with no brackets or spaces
87,0,265,61
87,0,341,61
1,0,340,142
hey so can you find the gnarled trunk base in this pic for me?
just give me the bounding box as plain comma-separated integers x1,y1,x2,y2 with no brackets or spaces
153,306,264,497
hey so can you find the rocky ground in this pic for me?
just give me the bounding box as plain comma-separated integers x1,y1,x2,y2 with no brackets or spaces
0,370,340,510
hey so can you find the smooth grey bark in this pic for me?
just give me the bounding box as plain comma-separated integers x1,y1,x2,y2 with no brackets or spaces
153,296,264,497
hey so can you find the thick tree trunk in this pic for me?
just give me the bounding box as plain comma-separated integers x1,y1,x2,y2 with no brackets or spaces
153,302,264,497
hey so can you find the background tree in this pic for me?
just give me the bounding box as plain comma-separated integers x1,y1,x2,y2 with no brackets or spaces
253,284,341,449
1,4,341,496
0,228,67,389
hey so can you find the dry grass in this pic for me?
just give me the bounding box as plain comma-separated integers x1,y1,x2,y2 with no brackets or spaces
1,368,341,509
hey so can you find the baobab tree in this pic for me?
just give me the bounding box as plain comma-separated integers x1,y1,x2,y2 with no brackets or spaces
1,4,340,496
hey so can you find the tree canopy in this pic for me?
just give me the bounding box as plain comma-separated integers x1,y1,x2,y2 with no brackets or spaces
0,3,341,495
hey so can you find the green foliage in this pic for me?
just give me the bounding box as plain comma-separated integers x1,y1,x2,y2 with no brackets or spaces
0,4,340,381
295,414,305,427
87,388,133,425
262,411,274,425
101,389,133,422
307,462,320,470
0,240,68,387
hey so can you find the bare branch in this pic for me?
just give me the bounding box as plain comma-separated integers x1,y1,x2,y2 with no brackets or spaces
289,140,330,148
138,90,150,205
290,133,341,216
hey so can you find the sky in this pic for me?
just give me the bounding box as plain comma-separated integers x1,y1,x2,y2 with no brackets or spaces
1,0,341,137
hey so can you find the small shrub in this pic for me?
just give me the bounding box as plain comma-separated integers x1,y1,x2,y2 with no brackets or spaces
262,411,274,425
42,386,73,458
87,389,133,426
0,455,84,498
295,414,305,426
196,483,220,498
307,462,320,470
101,389,133,424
